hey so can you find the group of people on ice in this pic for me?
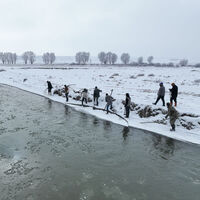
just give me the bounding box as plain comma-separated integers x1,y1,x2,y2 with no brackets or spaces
47,81,179,131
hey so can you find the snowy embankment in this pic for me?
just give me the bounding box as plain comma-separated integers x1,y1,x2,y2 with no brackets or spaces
0,65,200,145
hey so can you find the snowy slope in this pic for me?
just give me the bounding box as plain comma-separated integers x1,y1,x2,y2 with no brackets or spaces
0,65,200,144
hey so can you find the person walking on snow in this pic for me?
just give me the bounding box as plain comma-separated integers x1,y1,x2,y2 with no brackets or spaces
153,82,165,106
124,93,131,118
81,88,88,106
165,102,179,131
169,83,178,107
105,93,113,114
47,81,53,94
93,86,102,106
64,85,69,102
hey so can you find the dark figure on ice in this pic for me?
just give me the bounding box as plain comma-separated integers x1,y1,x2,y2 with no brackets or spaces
81,88,88,106
124,93,131,118
169,83,178,107
153,82,165,106
64,85,69,102
165,102,179,131
47,81,53,94
93,86,102,106
105,93,113,114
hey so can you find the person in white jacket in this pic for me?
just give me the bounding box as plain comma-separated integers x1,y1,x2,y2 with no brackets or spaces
81,88,88,106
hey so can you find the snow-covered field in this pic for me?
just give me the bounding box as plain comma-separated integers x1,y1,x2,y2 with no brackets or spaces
0,65,200,144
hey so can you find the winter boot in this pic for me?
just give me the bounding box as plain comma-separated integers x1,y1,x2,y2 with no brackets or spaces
170,124,175,131
174,102,177,107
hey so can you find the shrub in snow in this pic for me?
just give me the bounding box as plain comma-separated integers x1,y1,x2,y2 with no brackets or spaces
138,106,160,118
111,73,119,77
154,63,161,67
195,63,200,68
168,62,174,67
162,63,167,67
130,61,138,66
137,73,145,77
148,73,155,77
147,56,154,64
138,57,143,65
194,79,200,84
179,59,188,66
130,75,137,79
121,53,130,64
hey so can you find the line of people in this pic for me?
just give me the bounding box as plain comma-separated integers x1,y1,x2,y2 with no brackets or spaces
47,81,179,131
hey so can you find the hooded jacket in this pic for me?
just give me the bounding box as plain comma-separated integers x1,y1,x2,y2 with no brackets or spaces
166,105,179,119
157,85,165,97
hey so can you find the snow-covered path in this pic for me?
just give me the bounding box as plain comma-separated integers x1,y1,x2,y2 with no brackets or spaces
0,65,200,144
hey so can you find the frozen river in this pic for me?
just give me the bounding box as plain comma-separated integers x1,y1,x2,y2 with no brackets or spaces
0,85,200,200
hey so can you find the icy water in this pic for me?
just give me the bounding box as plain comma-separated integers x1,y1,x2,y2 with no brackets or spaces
0,85,200,200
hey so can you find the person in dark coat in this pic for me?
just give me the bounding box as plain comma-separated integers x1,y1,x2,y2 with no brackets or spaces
124,93,131,118
64,85,69,102
93,86,102,106
169,83,178,107
105,93,113,114
165,102,179,131
47,81,53,94
153,82,165,106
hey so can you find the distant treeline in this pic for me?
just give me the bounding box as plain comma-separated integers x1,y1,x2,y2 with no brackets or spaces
0,51,199,67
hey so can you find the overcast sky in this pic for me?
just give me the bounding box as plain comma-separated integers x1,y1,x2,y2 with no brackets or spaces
0,0,200,60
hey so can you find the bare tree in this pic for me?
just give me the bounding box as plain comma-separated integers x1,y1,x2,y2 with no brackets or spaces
0,52,17,64
22,52,29,64
147,56,154,65
179,59,188,66
12,53,17,64
105,52,112,64
111,53,118,64
75,52,90,64
29,51,36,64
98,52,106,64
42,53,50,64
0,52,3,64
138,57,143,65
2,53,6,64
121,53,130,64
83,52,90,64
75,52,82,64
22,51,36,64
49,53,56,64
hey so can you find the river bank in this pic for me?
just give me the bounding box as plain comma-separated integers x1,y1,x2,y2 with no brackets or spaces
0,65,200,144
